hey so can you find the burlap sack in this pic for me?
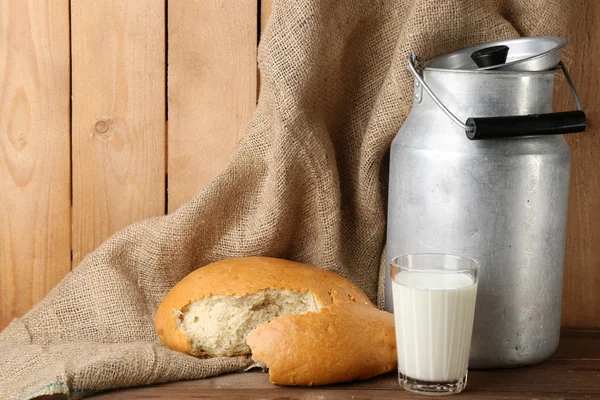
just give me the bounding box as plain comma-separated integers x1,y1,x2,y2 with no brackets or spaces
0,0,568,398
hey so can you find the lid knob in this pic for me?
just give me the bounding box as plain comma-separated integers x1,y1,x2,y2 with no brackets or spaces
471,45,509,68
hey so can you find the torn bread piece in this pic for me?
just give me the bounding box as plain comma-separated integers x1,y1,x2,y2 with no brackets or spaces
247,301,397,386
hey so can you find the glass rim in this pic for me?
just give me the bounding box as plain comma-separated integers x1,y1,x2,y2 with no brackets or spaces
390,253,480,274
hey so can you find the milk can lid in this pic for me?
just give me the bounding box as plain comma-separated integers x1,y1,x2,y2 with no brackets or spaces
423,36,567,71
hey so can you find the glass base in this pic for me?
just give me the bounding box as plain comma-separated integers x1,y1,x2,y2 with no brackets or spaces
399,373,467,396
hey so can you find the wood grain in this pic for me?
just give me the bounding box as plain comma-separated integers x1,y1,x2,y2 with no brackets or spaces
71,0,166,266
167,0,257,212
260,0,273,37
89,386,600,400
87,363,600,399
86,331,600,399
0,0,71,330
555,0,600,329
258,0,273,97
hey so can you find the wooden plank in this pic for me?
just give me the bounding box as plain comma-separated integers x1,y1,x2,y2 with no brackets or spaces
260,0,274,37
554,0,600,329
87,388,600,400
258,0,273,97
86,331,600,399
71,0,166,266
167,0,257,212
89,362,600,399
0,0,71,330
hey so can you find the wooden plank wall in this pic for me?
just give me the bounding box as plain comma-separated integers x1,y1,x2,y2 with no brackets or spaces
0,0,71,330
0,0,599,331
168,0,257,212
556,0,600,328
71,0,166,266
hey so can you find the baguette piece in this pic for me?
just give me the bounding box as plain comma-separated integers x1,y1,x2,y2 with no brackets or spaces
154,257,397,385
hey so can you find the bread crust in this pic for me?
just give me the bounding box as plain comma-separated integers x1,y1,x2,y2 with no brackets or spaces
154,257,373,355
246,301,397,386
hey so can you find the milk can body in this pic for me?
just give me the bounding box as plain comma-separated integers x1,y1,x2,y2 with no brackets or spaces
385,68,571,368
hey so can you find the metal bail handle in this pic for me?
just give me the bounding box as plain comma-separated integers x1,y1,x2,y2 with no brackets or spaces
407,52,587,140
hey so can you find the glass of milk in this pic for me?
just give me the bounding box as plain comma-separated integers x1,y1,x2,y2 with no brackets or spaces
391,253,479,396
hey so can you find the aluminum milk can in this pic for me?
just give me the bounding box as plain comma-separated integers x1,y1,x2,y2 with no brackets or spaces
385,37,587,368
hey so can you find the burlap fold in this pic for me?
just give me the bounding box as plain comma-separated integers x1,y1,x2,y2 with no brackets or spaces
0,0,568,398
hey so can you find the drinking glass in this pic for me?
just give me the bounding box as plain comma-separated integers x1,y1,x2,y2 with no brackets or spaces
391,253,479,396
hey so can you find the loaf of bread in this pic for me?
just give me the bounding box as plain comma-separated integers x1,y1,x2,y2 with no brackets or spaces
154,256,396,385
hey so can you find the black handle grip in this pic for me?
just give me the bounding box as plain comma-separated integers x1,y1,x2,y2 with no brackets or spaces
466,111,587,140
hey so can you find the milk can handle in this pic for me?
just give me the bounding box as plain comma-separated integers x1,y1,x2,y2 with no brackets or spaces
407,52,587,140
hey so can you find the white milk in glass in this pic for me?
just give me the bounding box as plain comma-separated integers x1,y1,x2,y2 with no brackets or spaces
392,271,477,382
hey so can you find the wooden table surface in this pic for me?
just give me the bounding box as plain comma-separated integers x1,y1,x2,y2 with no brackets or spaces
46,330,594,400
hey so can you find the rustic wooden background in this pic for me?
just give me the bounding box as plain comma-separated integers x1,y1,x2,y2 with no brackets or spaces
0,0,598,331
